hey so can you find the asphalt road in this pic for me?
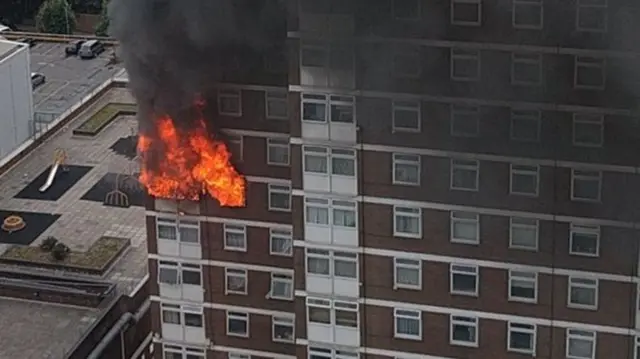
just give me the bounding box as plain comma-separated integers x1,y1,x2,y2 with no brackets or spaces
29,41,123,123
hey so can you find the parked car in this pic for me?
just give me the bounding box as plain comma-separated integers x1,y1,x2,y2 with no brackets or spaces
31,73,46,89
65,40,85,56
16,38,36,47
79,40,105,59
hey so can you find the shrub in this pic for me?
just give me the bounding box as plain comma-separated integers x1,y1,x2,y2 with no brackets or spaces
51,242,70,261
94,0,110,36
40,236,58,252
36,0,76,34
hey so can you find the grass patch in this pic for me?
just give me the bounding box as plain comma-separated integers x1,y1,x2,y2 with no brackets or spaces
0,236,130,275
73,103,137,136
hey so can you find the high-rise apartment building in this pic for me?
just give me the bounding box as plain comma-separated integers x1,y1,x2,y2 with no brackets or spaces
147,1,640,358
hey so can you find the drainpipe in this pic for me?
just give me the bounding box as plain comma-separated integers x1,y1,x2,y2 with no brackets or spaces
86,299,150,359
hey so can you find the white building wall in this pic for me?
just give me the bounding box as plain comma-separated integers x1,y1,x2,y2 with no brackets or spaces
0,40,33,160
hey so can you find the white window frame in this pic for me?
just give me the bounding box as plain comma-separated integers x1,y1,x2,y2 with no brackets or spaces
449,315,479,347
393,257,422,290
450,263,479,296
450,211,480,245
568,277,599,310
392,153,421,186
450,105,480,137
576,0,607,33
269,228,293,257
265,90,288,120
272,315,295,343
306,249,358,280
566,329,596,359
392,100,421,132
163,345,205,359
509,217,539,251
507,322,537,355
451,0,482,26
305,197,358,230
307,347,358,359
328,95,355,124
307,297,359,329
267,138,290,166
223,223,247,252
224,268,248,295
450,48,480,81
569,224,600,257
269,273,293,300
218,88,242,117
510,164,539,196
393,308,422,340
330,148,356,177
393,206,422,239
571,169,602,202
303,146,329,174
229,353,250,359
574,56,606,90
392,0,421,20
227,134,243,162
302,94,328,123
158,261,202,287
226,311,250,337
510,109,541,142
268,184,292,212
161,303,204,328
156,217,200,245
508,270,538,303
450,158,479,191
572,113,604,147
512,0,543,29
511,52,542,86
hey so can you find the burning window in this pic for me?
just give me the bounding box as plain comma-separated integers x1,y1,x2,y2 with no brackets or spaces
268,184,292,211
450,48,480,81
267,138,290,166
511,52,542,86
573,113,603,147
392,100,421,132
265,90,288,119
513,0,543,29
451,0,482,26
218,89,242,116
510,109,541,142
577,0,607,32
574,56,606,89
450,159,479,191
450,105,480,137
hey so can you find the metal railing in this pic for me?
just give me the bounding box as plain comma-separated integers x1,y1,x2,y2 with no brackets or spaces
2,31,118,45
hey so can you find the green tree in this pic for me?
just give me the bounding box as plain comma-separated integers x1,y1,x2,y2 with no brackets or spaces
36,0,76,34
94,0,109,36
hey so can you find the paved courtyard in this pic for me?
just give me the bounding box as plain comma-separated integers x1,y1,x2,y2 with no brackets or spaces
0,87,146,358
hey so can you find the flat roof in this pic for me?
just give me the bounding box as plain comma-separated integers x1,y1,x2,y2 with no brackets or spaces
0,83,146,357
0,39,23,62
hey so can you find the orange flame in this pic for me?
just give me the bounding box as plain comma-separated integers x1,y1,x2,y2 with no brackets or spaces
137,113,245,207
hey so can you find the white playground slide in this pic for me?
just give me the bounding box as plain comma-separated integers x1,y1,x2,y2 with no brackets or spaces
39,161,61,192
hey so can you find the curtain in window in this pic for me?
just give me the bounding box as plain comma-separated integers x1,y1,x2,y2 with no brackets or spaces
397,267,419,285
308,257,330,275
332,157,354,176
453,221,477,240
225,232,245,247
333,208,355,227
334,259,356,278
396,216,417,233
158,225,177,240
396,317,419,335
271,237,292,254
305,155,328,173
307,206,329,224
162,310,180,324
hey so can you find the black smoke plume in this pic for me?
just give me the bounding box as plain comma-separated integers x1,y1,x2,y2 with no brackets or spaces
108,0,285,135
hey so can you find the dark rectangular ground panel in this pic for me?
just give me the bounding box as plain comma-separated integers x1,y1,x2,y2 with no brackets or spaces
14,165,93,201
109,135,138,160
81,172,146,207
0,211,60,245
